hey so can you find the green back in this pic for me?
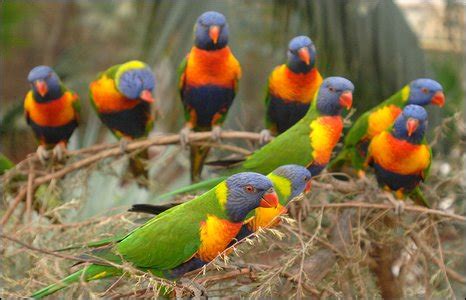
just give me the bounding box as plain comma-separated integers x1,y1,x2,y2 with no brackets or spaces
237,108,318,175
116,187,226,270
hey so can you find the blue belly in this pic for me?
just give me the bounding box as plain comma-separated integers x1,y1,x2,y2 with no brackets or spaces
267,96,310,133
163,257,207,279
99,101,152,138
182,85,235,128
307,163,326,177
373,163,422,192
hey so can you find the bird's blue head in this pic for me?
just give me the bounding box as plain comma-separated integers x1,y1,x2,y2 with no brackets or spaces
194,11,229,50
316,77,354,116
407,78,445,107
286,35,317,73
224,172,279,222
393,104,428,144
272,165,312,202
115,60,156,103
27,65,63,102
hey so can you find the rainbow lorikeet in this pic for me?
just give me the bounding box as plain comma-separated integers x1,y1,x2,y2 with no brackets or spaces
329,78,444,175
160,76,354,199
31,172,278,299
366,105,431,210
259,35,323,143
131,165,312,241
89,60,156,178
178,11,242,183
24,66,80,163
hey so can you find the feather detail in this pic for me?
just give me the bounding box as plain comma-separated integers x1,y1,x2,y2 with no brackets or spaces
367,105,402,139
369,132,430,175
196,214,242,261
24,91,78,127
268,65,322,104
90,75,139,113
309,116,344,165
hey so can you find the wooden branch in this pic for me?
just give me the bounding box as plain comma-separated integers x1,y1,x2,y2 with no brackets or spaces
1,131,264,226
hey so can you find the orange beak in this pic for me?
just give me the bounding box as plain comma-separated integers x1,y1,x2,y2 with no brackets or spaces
304,180,312,193
35,80,48,97
406,118,419,137
339,91,353,110
139,90,155,103
298,47,310,65
209,25,220,44
431,91,445,107
259,190,279,208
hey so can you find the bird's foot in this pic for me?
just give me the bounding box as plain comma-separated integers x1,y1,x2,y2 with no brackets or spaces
36,145,50,165
357,170,366,179
211,125,222,142
119,137,131,154
179,126,192,148
259,129,273,145
385,192,405,215
52,141,67,162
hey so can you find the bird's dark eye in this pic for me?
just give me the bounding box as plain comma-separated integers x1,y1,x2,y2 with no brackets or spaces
328,87,335,92
244,185,256,193
421,87,429,94
303,176,309,182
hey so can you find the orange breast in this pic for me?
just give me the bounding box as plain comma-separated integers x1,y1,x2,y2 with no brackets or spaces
247,205,287,232
196,214,243,262
369,132,430,175
90,75,138,113
310,116,344,165
367,105,402,139
268,65,322,104
184,46,241,89
24,91,78,127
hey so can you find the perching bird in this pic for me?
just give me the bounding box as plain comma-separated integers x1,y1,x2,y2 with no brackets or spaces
160,76,354,199
130,165,312,241
24,66,80,163
259,35,323,143
31,172,278,299
89,60,156,178
366,105,431,211
329,78,444,175
178,11,241,182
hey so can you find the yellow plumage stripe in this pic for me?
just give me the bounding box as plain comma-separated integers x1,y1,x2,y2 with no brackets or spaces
115,60,147,84
215,181,228,209
268,173,291,205
309,116,343,165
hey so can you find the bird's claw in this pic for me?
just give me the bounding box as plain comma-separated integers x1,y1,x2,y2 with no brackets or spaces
211,125,222,142
259,129,273,145
386,192,405,215
52,142,66,162
179,127,192,148
36,145,50,165
119,138,130,154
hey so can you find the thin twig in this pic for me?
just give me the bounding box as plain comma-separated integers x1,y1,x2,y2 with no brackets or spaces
25,159,35,223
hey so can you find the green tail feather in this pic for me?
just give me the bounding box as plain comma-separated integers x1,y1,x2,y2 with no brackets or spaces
409,187,430,207
158,176,227,200
190,144,211,183
31,264,121,299
55,236,121,252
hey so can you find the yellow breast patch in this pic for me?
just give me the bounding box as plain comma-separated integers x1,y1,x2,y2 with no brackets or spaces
247,204,287,232
367,105,402,139
196,215,242,262
369,132,430,175
309,116,344,165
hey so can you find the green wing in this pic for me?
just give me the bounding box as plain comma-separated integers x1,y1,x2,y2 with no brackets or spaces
116,190,220,270
263,78,275,131
0,153,14,175
239,109,317,175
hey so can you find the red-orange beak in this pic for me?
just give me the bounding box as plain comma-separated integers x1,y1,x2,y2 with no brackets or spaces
431,91,445,107
139,90,155,103
209,26,220,44
339,91,353,110
35,80,48,97
304,180,312,193
259,189,279,208
406,118,419,137
298,47,310,65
